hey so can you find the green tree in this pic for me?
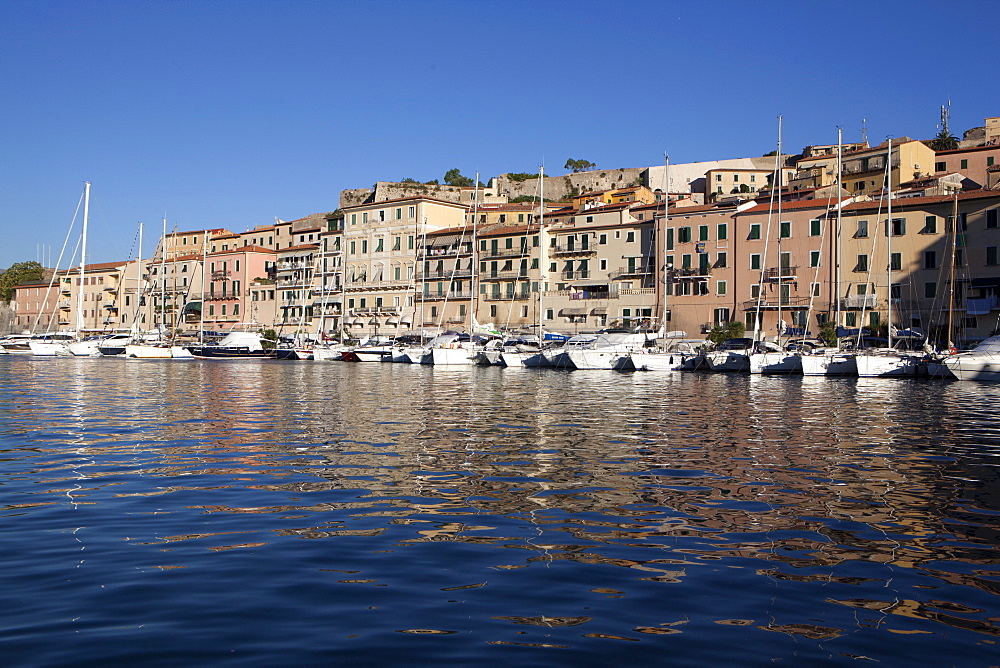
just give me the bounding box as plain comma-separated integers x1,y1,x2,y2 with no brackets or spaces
725,320,746,340
818,320,838,346
258,328,277,350
400,177,418,183
443,169,474,187
928,129,959,151
0,261,44,302
564,158,596,173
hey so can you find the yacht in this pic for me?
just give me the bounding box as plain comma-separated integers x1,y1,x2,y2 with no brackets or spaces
941,335,1000,381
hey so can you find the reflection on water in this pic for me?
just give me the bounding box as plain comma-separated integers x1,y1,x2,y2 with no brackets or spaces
1,356,1000,664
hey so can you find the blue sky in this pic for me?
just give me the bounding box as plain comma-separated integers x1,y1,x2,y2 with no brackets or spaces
2,0,997,269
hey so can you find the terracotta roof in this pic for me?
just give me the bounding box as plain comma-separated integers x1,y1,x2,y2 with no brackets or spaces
280,244,319,252
935,145,1000,156
211,245,275,255
842,189,1000,213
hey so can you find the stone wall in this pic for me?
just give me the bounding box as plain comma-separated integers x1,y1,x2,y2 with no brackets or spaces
492,168,644,202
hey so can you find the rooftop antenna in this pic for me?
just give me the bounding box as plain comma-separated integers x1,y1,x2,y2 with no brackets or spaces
939,98,952,135
861,118,868,145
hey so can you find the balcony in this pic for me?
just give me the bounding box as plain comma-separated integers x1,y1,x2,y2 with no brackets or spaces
211,271,231,280
668,266,712,280
841,295,879,309
561,270,591,280
551,244,596,256
481,246,529,259
741,296,812,311
418,291,474,301
350,307,400,319
763,266,798,282
482,292,531,302
481,270,530,280
609,266,654,279
417,269,473,280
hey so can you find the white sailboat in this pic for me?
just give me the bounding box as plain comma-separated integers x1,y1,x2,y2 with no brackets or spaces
31,182,92,356
126,217,175,358
800,129,858,377
854,138,920,378
749,117,801,375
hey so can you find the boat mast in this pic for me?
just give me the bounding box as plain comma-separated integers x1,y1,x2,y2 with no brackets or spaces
160,215,167,338
469,175,480,334
76,181,90,335
776,116,783,345
199,231,207,344
538,165,546,338
835,128,843,343
947,190,959,349
886,138,893,349
661,154,670,341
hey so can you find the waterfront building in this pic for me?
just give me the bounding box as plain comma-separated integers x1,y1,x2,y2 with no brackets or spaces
542,200,658,334
341,196,469,337
311,213,344,339
933,145,1000,189
659,201,741,338
9,276,61,332
201,246,276,331
274,242,319,339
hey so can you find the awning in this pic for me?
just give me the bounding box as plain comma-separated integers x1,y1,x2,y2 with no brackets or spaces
559,307,587,316
183,301,202,312
386,318,399,325
590,307,608,315
971,277,1000,289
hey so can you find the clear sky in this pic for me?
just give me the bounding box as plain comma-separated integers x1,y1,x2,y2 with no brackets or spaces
2,0,997,269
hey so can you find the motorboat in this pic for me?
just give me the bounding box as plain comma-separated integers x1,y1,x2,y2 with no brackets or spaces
564,330,653,370
187,331,280,359
941,335,1000,381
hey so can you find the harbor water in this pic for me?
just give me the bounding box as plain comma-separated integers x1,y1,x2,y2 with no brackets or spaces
2,356,1000,665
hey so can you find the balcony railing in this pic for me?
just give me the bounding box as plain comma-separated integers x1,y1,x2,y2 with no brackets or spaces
841,295,879,309
551,244,595,255
667,267,711,280
561,270,591,280
480,270,530,280
482,293,531,302
417,269,473,280
763,266,798,281
418,291,474,301
481,246,529,259
609,266,654,279
741,296,812,310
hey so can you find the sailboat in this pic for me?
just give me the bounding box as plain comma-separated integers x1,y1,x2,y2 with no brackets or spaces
500,166,550,368
854,138,921,378
30,183,93,355
748,117,802,374
126,217,175,358
800,129,859,376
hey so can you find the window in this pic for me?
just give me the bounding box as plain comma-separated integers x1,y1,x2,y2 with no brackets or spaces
715,252,727,268
988,210,999,229
677,227,691,243
925,282,936,298
811,282,821,297
599,233,607,245
408,206,415,218
856,220,868,238
375,238,383,252
750,253,761,270
889,218,905,236
349,241,356,255
960,159,969,170
750,284,760,299
989,157,996,167
956,248,965,266
988,246,998,266
810,219,821,236
855,254,868,272
922,216,938,234
699,225,709,241
924,250,937,269
935,161,946,172
809,250,821,268
717,223,727,240
682,254,692,269
890,252,901,271
779,221,791,238
748,223,761,240
716,280,727,295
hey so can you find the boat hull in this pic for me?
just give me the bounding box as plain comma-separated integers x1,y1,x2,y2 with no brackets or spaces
749,352,802,375
854,353,919,378
799,353,857,376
